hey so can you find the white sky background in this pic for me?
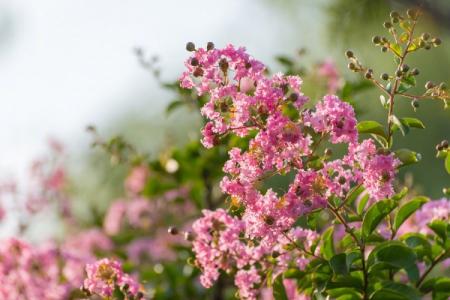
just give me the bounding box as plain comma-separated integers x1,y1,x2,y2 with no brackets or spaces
0,0,327,183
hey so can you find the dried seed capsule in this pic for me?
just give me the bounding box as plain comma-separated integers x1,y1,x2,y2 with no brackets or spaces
186,42,196,52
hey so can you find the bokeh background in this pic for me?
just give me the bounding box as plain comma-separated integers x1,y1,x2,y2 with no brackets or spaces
0,0,449,238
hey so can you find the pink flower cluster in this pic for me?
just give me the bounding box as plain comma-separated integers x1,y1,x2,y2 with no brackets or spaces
192,209,319,299
0,238,86,300
181,44,401,298
83,258,141,298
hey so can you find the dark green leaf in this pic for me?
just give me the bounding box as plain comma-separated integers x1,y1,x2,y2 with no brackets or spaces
166,100,185,114
272,275,289,300
370,282,421,300
330,253,348,275
428,220,448,242
275,55,294,67
362,199,396,238
394,196,429,230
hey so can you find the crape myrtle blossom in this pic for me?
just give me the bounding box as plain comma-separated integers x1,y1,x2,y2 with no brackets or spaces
181,44,401,298
0,238,87,300
83,258,141,298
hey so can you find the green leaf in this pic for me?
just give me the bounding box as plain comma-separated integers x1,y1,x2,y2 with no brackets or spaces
362,199,397,238
272,275,289,300
370,282,421,300
346,185,365,206
393,196,429,230
390,43,402,57
420,277,450,294
357,121,387,138
166,100,185,114
445,153,450,174
400,233,432,260
428,220,448,242
321,226,335,260
368,241,419,281
391,187,409,201
357,193,370,215
395,149,421,167
275,55,294,67
346,251,361,271
400,117,425,129
330,253,348,275
391,115,408,136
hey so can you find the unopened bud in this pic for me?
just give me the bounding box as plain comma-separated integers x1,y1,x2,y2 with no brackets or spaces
390,11,400,19
184,231,195,241
219,58,229,73
345,50,354,58
365,70,373,79
401,64,409,72
439,82,447,90
411,99,419,109
190,57,199,66
381,73,389,81
432,38,442,46
383,21,392,29
441,140,449,148
193,67,204,77
372,36,381,44
186,42,196,52
289,93,299,101
168,226,179,235
411,68,419,76
396,70,403,78
424,44,431,50
425,81,434,89
421,33,430,41
381,46,388,52
206,42,215,51
407,9,418,19
348,62,356,70
324,148,333,156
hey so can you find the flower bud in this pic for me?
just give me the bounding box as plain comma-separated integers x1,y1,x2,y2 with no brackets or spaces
401,64,409,72
185,42,196,52
168,226,179,235
432,38,442,46
348,62,356,70
436,144,444,151
193,67,204,77
439,82,447,90
395,70,403,78
411,99,419,109
381,46,388,52
206,42,215,51
184,231,195,241
411,68,419,76
289,93,299,101
424,44,431,50
441,140,449,148
390,11,400,19
381,73,389,80
190,57,199,66
383,21,392,29
136,292,144,299
345,50,354,58
407,9,418,19
425,81,434,89
338,177,346,184
372,36,381,44
392,17,399,23
421,33,430,41
324,148,333,156
365,70,373,79
219,58,229,73
245,62,252,69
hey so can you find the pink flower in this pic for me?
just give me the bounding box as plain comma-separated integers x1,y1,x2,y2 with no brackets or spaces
103,200,127,235
125,165,149,195
83,258,140,298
